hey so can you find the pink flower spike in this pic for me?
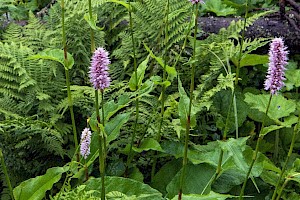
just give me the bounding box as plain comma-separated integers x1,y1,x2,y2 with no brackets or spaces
264,38,288,95
89,47,111,90
80,128,92,159
189,0,204,4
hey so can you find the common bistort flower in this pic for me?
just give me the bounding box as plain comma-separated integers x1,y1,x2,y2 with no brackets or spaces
190,0,204,4
264,38,288,95
89,47,111,90
80,128,92,159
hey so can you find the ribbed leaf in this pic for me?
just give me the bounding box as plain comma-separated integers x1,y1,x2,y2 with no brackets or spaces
30,49,74,70
13,166,69,200
85,176,163,200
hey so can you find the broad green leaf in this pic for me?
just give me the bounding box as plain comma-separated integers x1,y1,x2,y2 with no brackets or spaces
106,112,131,144
144,44,177,81
132,138,164,153
89,95,131,131
29,49,74,70
138,78,155,96
171,191,236,200
155,80,171,88
84,176,163,200
106,160,126,177
151,159,182,195
212,167,245,193
213,90,248,133
161,140,221,166
288,172,300,184
165,65,177,81
244,93,296,121
103,95,131,121
285,69,300,89
239,54,268,67
218,138,251,175
107,0,130,10
294,158,300,171
166,164,215,198
190,141,224,166
261,125,284,136
178,77,196,128
128,166,144,182
278,115,298,127
84,13,104,31
129,56,149,91
243,146,265,177
89,112,131,157
204,0,237,16
218,137,263,193
161,140,184,159
13,166,69,200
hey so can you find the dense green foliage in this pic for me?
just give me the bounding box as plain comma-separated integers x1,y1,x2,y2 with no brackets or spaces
0,0,300,200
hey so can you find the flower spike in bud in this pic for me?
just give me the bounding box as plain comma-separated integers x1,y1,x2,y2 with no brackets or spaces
80,128,92,159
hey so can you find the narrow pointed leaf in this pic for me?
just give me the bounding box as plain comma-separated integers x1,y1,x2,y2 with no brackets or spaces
129,56,149,91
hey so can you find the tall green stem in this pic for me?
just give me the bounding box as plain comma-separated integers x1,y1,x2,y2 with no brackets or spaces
95,90,106,200
172,18,193,70
215,0,249,183
215,93,234,179
101,90,107,163
239,94,273,199
276,178,289,200
0,149,14,200
235,0,248,86
88,0,95,51
271,115,300,199
84,161,89,181
178,3,199,199
88,0,105,199
61,0,78,155
126,0,139,170
151,0,170,181
234,0,248,139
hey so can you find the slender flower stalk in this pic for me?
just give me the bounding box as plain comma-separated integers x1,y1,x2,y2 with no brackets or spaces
178,2,200,199
61,0,78,160
80,127,92,181
89,47,110,200
126,0,139,171
101,90,107,164
95,91,106,200
150,0,170,182
215,0,249,181
88,1,110,198
272,94,298,200
239,38,288,199
276,178,290,200
0,149,14,200
272,116,300,200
